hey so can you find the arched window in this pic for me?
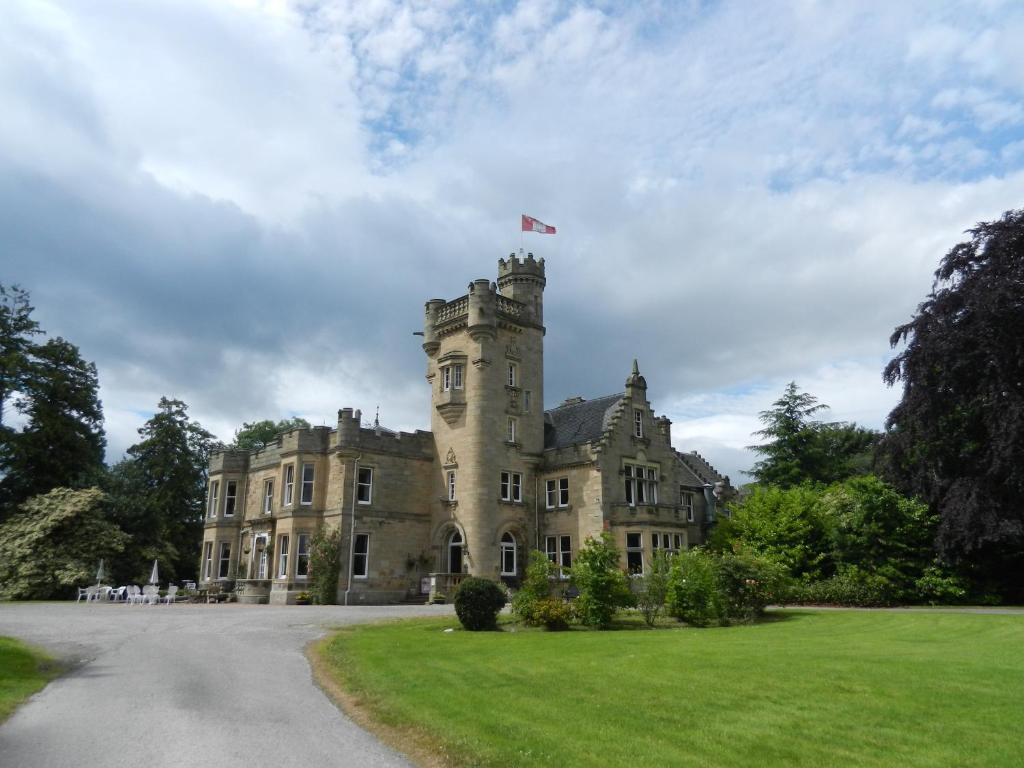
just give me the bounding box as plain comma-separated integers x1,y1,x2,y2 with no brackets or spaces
500,532,517,576
448,530,464,574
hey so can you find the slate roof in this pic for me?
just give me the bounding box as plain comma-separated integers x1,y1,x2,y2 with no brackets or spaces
677,450,728,484
544,393,625,450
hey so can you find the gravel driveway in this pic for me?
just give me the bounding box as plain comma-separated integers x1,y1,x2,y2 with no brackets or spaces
0,602,455,768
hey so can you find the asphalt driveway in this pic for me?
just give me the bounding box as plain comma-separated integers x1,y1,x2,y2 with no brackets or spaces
0,601,455,768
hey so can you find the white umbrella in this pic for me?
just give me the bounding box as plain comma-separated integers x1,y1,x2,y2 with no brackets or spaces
149,559,159,585
95,558,105,585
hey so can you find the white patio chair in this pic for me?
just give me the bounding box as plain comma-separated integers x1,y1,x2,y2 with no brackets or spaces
76,586,91,603
85,585,103,602
127,585,142,605
162,585,179,605
143,585,160,605
109,586,127,602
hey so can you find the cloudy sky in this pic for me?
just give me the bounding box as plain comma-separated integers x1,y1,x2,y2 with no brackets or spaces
3,0,1024,483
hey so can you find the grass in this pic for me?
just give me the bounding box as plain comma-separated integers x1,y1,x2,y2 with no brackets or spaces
313,610,1024,768
0,636,61,723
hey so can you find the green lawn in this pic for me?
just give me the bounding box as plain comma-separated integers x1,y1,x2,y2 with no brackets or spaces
315,610,1024,768
0,636,60,723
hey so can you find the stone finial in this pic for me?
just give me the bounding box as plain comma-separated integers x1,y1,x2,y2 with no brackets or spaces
625,359,647,390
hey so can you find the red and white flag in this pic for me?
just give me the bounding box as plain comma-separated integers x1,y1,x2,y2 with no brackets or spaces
522,214,556,234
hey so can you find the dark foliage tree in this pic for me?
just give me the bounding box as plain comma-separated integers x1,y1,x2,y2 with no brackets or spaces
748,382,878,487
882,209,1024,595
0,337,106,519
231,417,311,451
106,398,215,583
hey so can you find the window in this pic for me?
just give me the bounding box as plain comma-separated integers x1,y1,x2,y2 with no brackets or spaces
507,417,517,443
202,541,213,579
283,465,295,506
218,542,231,579
523,390,531,413
441,363,464,391
500,471,522,502
296,533,310,578
224,481,237,517
546,535,572,576
207,480,220,518
652,532,680,556
626,532,643,574
558,477,569,507
500,532,517,575
634,408,644,438
680,488,695,522
545,478,570,508
357,466,373,504
278,534,290,578
446,470,457,501
352,533,369,578
300,462,315,505
263,479,274,514
507,363,517,387
673,533,684,551
625,464,658,506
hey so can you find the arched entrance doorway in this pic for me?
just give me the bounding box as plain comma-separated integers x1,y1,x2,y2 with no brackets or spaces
448,529,464,574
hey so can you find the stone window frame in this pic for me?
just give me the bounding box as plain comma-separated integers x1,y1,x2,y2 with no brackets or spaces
207,480,220,519
624,463,659,506
300,462,315,506
651,532,680,556
263,479,274,515
217,541,231,579
545,534,572,578
296,533,311,578
500,532,517,576
523,390,531,413
282,464,295,507
357,466,373,505
446,470,457,502
625,531,644,574
679,487,695,522
507,362,517,388
202,541,213,580
441,363,464,392
633,408,644,438
545,477,570,509
352,533,369,579
277,534,290,579
500,470,523,503
507,417,517,444
224,480,237,517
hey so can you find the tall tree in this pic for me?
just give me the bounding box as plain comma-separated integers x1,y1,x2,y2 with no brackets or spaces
748,382,878,487
106,398,215,583
231,417,310,451
0,284,43,428
882,208,1024,595
0,337,106,518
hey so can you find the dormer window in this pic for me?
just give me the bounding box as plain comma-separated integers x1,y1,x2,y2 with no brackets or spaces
634,408,644,438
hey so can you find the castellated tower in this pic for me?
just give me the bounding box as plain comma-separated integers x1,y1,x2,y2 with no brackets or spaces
422,253,546,579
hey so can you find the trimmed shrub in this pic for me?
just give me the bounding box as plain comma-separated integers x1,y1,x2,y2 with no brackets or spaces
512,549,557,625
532,597,573,631
790,566,894,607
571,534,634,628
716,550,791,621
666,549,723,626
453,577,507,631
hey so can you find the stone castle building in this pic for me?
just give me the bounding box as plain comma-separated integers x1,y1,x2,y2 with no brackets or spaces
199,253,731,604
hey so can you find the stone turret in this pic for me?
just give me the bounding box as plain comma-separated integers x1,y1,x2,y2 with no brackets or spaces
497,252,545,324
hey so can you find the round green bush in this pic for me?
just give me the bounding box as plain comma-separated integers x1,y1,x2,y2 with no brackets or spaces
453,577,507,631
